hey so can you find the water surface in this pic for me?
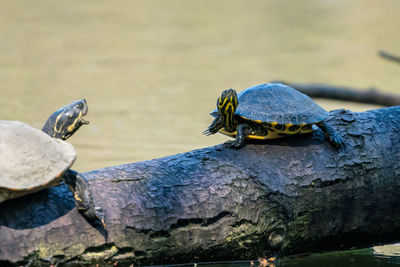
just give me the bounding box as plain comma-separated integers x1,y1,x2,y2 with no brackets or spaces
0,1,399,265
1,0,399,171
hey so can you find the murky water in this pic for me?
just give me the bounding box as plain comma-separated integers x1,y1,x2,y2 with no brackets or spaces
1,0,399,171
200,245,400,267
1,0,400,265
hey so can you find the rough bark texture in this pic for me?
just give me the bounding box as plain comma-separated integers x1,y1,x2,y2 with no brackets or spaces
1,107,400,266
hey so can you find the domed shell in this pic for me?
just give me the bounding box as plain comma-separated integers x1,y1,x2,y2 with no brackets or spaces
211,83,328,125
0,121,76,202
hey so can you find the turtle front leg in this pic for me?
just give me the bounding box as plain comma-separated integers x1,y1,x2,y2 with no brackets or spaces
231,123,252,148
317,121,345,149
63,170,106,229
203,116,224,136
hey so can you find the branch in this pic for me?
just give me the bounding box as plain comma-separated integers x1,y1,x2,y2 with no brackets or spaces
273,81,400,107
379,50,400,65
1,107,400,265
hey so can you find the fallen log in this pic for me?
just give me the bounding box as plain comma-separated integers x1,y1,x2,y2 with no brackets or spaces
273,80,400,106
1,107,400,266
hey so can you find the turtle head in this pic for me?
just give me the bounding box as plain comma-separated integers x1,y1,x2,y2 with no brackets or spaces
217,89,238,132
42,99,89,140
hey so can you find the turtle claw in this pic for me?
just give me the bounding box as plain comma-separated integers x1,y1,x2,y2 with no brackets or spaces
202,129,212,136
329,133,346,153
216,140,238,150
329,132,346,149
204,117,224,136
216,141,230,151
94,206,106,228
317,121,346,151
229,141,244,149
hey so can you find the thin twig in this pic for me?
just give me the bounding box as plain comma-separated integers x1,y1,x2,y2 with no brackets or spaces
379,50,400,64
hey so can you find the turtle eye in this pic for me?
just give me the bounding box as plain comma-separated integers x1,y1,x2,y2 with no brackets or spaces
76,103,84,109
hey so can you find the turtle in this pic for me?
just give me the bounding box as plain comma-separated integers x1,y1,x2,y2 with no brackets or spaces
42,99,89,140
0,99,104,226
203,83,345,149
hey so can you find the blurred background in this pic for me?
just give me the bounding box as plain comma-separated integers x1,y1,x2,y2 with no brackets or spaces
1,0,400,265
1,0,399,171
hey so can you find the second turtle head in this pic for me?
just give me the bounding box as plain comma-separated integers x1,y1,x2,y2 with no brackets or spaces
42,99,89,140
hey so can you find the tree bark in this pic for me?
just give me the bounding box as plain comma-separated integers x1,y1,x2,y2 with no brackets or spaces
1,107,400,266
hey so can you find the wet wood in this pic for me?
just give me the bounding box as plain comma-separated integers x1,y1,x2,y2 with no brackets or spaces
274,80,400,106
1,107,400,265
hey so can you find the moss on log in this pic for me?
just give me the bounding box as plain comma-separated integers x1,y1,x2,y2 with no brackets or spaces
1,107,400,266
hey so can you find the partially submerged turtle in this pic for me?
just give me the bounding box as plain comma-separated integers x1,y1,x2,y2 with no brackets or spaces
204,83,345,148
0,99,103,225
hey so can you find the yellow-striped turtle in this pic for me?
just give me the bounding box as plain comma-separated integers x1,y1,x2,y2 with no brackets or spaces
0,100,104,226
203,83,345,148
42,99,89,140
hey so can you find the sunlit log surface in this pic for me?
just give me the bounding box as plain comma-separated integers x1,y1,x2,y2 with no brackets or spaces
1,107,400,266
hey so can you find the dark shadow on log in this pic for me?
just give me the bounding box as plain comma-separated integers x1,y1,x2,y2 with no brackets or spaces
0,183,75,229
273,80,400,107
1,107,400,265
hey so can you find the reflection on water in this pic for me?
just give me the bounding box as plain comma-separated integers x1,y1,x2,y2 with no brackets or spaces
0,0,399,265
374,244,400,258
185,246,400,267
275,247,400,267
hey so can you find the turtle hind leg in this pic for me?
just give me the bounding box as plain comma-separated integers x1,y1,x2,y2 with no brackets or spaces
317,121,345,149
63,170,106,232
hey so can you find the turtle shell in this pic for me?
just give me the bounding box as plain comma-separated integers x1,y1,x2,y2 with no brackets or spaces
0,121,76,203
211,83,328,125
